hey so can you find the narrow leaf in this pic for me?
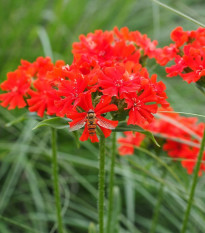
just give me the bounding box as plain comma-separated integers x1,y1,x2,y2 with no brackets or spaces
113,122,160,147
111,186,121,233
72,131,80,148
151,0,205,27
33,117,71,130
5,115,26,127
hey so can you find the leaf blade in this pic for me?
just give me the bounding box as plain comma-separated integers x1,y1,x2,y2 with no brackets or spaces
113,122,160,147
32,117,71,130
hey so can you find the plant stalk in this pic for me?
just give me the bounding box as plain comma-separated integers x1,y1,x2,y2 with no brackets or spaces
150,169,166,233
98,134,106,233
180,126,205,233
106,132,116,233
51,128,64,233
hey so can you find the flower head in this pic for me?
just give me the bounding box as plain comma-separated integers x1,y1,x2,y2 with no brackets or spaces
0,70,30,109
67,92,118,142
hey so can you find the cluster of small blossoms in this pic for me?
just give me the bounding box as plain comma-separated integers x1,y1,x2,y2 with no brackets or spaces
0,27,170,143
158,27,205,84
118,107,205,175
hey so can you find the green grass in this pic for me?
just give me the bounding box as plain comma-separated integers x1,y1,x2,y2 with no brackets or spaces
0,0,205,232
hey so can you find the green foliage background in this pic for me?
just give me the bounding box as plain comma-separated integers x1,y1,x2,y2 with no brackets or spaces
0,0,205,232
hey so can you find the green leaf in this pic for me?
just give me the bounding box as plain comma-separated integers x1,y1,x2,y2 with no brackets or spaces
151,0,205,27
5,115,27,127
72,131,80,148
113,122,160,147
32,117,71,130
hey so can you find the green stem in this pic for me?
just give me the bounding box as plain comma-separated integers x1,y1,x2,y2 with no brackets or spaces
106,132,116,233
180,127,205,233
51,128,64,233
98,134,106,233
150,169,166,233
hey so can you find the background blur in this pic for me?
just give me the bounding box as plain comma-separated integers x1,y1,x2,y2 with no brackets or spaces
0,0,205,232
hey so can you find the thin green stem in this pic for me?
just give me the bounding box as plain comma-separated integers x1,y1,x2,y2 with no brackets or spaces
51,128,64,233
180,126,205,233
150,169,166,233
98,134,106,233
0,215,39,233
106,132,116,233
151,0,205,27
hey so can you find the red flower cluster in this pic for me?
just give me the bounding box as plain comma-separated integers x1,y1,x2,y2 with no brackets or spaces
162,27,205,83
0,27,169,142
118,107,205,175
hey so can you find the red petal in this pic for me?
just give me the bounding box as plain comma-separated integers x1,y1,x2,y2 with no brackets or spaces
80,125,89,141
78,92,93,111
90,134,99,143
95,96,118,114
98,125,112,138
127,109,146,127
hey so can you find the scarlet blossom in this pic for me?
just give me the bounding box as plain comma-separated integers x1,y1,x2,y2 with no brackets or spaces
124,88,158,128
154,44,178,66
27,80,59,117
113,26,159,59
170,26,189,47
67,93,118,143
163,27,205,84
72,30,114,66
180,47,205,83
165,56,186,77
98,66,139,97
18,59,37,77
147,74,169,108
181,149,205,175
111,40,140,64
118,131,145,155
34,56,54,80
117,107,205,175
0,27,170,143
166,46,205,83
0,70,30,109
55,76,88,117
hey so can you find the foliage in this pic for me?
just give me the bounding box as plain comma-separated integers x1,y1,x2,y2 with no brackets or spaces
0,0,205,232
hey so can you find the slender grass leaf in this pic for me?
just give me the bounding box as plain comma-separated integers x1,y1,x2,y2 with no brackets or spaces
33,117,71,130
113,122,160,147
121,159,135,223
158,111,205,119
111,186,121,233
151,0,205,27
37,26,53,60
72,131,80,148
0,216,39,233
5,114,27,127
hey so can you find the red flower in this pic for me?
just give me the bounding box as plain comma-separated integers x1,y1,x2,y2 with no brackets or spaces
27,80,59,117
148,74,169,108
166,46,205,83
55,76,88,117
0,70,30,109
118,131,145,155
67,93,118,143
34,57,54,80
99,65,139,97
166,56,186,77
170,26,189,47
124,87,158,128
181,47,205,83
154,44,178,66
72,30,114,66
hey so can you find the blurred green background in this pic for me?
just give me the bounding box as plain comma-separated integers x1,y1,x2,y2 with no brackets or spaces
0,0,205,232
